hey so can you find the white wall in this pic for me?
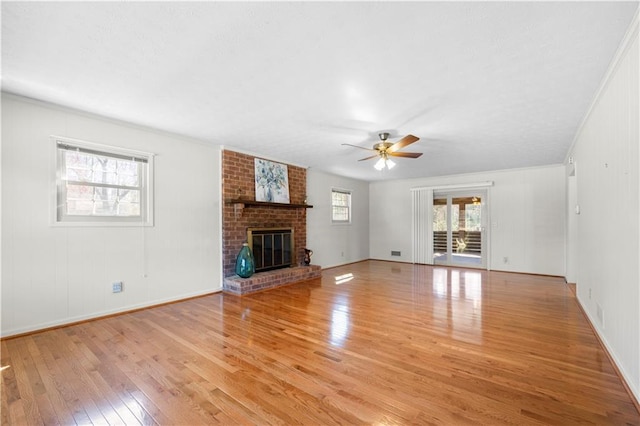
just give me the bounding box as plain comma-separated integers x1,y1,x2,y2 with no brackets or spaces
306,169,369,268
369,165,566,276
1,94,222,337
567,13,639,403
565,171,579,284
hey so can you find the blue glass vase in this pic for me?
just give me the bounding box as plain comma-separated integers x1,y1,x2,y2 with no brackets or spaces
235,243,255,278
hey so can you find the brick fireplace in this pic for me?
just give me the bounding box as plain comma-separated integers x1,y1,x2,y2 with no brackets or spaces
221,150,320,294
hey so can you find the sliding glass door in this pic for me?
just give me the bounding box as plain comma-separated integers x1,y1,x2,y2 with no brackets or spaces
433,191,486,268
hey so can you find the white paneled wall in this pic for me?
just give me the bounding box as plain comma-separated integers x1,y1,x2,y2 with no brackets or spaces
567,14,639,403
1,95,222,337
369,165,566,276
306,169,369,268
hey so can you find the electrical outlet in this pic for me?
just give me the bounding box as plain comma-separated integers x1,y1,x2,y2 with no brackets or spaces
112,281,123,293
589,288,592,299
341,251,344,257
503,257,509,264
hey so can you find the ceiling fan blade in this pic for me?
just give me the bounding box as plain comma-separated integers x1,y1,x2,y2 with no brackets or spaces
358,154,380,161
386,134,419,154
342,143,376,152
388,151,423,158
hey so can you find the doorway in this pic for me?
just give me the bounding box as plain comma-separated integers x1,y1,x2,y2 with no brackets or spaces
432,191,487,268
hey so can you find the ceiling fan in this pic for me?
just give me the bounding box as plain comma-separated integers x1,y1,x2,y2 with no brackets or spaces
342,133,422,170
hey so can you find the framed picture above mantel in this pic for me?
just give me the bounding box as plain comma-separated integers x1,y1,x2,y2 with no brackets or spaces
254,158,290,204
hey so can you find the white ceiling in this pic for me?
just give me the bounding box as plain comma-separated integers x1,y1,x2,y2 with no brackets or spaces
2,2,638,181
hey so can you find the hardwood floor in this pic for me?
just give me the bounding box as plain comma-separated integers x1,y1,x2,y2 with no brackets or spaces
2,260,639,425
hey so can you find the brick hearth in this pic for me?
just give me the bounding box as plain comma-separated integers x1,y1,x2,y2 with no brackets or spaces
223,265,322,296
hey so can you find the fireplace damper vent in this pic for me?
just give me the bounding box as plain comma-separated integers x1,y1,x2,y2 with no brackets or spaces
247,228,294,272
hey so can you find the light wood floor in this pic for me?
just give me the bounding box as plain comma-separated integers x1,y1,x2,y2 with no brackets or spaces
2,261,639,425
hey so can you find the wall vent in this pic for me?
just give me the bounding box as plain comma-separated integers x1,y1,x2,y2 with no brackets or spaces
391,251,401,256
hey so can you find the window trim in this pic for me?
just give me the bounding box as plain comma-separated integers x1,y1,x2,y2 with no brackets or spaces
331,188,352,224
51,135,155,227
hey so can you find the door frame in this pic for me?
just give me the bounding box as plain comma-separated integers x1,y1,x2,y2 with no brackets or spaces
432,189,489,269
411,181,493,270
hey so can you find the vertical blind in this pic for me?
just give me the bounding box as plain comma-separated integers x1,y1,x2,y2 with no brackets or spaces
411,188,434,265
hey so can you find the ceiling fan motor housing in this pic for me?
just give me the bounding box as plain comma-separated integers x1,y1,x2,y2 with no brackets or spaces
373,141,394,151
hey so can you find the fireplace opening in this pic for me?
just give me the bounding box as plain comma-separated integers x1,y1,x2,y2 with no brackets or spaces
248,228,294,272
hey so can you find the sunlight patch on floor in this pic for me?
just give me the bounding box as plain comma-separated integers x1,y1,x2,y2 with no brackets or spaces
334,273,354,285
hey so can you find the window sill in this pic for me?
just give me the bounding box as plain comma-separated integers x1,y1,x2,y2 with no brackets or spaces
52,220,153,227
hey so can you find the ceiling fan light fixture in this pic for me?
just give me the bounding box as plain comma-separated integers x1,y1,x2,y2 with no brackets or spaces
374,155,395,171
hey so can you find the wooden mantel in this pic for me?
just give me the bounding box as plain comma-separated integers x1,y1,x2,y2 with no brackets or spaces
226,199,313,209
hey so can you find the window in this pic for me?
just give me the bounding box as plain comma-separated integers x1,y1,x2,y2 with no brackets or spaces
53,136,154,226
331,189,351,223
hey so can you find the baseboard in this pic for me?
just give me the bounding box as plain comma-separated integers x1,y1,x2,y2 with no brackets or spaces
320,258,371,270
575,293,640,414
1,288,221,340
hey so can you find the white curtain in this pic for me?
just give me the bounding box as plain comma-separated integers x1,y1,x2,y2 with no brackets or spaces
411,188,433,264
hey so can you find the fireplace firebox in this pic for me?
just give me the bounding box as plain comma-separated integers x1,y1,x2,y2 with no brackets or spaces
247,228,294,272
